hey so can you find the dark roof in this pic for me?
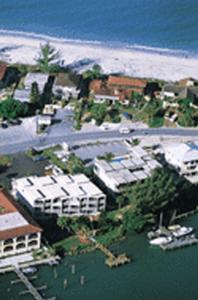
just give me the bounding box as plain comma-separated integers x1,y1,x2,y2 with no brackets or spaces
0,62,7,81
55,73,77,87
163,84,185,94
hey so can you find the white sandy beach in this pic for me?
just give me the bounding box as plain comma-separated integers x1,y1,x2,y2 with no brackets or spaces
0,32,198,81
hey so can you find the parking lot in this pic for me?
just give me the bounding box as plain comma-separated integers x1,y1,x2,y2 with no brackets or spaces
0,116,37,146
72,140,132,162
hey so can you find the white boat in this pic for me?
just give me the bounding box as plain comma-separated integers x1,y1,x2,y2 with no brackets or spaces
168,225,193,238
149,236,173,246
22,267,37,274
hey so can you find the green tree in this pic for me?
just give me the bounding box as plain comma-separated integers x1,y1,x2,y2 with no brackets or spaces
177,112,194,127
83,64,102,80
66,154,85,174
116,195,125,210
36,43,61,73
57,216,72,232
0,97,28,119
122,168,177,232
90,103,107,125
30,82,40,106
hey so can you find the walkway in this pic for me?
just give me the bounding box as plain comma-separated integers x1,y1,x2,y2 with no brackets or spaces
14,267,44,300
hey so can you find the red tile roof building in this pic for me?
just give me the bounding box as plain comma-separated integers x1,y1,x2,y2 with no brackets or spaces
0,62,7,81
0,188,42,258
89,76,147,104
107,76,147,93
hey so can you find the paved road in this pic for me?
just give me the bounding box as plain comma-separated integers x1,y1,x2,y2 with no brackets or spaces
0,127,198,155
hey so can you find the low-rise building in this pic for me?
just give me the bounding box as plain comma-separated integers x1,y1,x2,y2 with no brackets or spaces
94,146,161,192
24,73,48,92
164,142,198,183
12,174,106,217
161,84,187,99
37,115,52,127
14,89,30,103
89,75,147,105
0,188,42,258
53,73,79,100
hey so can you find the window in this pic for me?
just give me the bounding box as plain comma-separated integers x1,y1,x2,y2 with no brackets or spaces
16,236,25,242
28,240,38,247
16,243,26,250
29,233,38,240
4,239,13,245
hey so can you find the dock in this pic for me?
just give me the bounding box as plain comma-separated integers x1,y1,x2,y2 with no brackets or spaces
160,236,198,251
14,267,56,300
14,268,44,300
96,243,130,268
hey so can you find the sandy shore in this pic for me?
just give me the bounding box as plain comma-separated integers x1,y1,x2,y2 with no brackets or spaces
0,32,198,81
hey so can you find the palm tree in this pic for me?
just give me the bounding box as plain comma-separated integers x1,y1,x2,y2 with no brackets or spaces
36,42,61,73
116,195,125,210
57,216,71,232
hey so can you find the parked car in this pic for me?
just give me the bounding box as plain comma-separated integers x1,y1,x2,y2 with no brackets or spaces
1,121,8,129
119,126,131,134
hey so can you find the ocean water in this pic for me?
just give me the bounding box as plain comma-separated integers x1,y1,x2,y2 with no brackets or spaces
0,0,197,55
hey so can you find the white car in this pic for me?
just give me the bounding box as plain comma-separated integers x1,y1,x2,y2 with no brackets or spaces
101,124,110,130
119,126,130,134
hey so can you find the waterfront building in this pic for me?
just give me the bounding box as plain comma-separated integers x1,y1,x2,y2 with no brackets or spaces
0,188,42,258
94,146,161,192
12,174,106,217
164,142,198,183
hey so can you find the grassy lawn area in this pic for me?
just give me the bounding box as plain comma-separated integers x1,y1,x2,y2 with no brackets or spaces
95,227,123,246
0,155,13,167
26,146,67,171
42,147,67,171
53,236,90,254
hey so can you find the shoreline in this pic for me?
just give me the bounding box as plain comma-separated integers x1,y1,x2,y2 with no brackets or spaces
0,30,198,80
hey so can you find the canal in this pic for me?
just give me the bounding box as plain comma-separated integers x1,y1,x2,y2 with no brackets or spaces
1,214,198,300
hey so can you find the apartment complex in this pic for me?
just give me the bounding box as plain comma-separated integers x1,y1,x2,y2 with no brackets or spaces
0,188,41,258
12,174,106,217
94,146,161,192
164,142,198,183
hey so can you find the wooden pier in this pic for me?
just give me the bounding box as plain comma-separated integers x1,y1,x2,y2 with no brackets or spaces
14,268,44,300
96,243,130,268
14,268,56,300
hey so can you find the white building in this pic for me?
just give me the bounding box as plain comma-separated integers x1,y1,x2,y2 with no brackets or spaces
14,89,30,103
37,115,52,127
12,174,106,217
24,73,49,92
94,146,161,192
0,188,41,258
164,142,198,183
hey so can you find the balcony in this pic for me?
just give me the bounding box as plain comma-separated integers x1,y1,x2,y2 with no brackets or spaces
4,239,13,246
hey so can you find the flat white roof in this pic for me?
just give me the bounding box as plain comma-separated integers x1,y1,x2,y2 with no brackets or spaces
165,142,198,163
95,146,160,186
13,174,105,204
0,212,28,231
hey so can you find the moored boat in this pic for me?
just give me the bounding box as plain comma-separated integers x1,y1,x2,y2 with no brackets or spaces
149,236,173,246
22,267,37,274
168,225,193,238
